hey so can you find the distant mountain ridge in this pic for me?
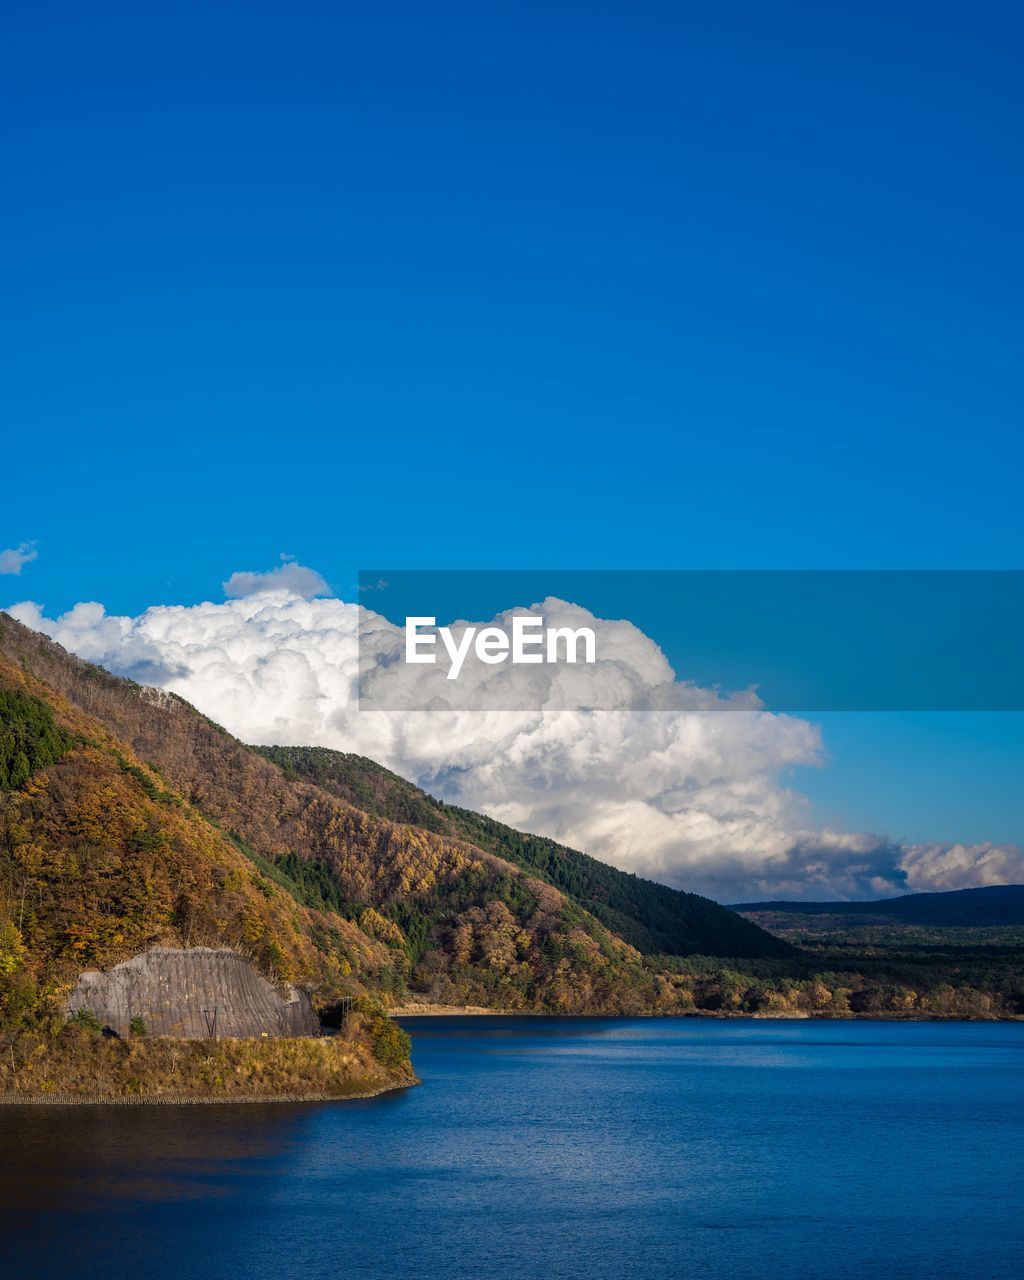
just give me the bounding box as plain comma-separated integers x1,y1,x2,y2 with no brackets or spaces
734,885,1024,927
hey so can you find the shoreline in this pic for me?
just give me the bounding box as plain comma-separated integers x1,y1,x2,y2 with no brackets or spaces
390,1005,1023,1022
0,1078,419,1107
390,1003,511,1016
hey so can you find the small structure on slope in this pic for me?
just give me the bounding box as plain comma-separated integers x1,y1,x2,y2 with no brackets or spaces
67,946,320,1039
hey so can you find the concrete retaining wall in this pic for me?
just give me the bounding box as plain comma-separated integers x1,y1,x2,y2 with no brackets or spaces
67,946,320,1039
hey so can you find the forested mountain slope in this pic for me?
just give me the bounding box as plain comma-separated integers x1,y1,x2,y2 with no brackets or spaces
0,652,392,1005
255,745,791,959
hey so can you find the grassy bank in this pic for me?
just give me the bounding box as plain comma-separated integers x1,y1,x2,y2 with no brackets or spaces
0,1024,415,1102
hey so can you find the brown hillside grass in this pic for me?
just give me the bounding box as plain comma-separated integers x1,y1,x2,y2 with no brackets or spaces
0,1021,415,1102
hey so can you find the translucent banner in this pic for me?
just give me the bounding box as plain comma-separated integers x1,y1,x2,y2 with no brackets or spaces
356,570,1024,713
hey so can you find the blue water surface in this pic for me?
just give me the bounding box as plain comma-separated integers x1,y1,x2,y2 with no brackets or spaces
1,1018,1022,1280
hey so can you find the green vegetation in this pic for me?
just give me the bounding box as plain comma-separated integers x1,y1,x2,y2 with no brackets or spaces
0,689,71,790
275,853,345,913
257,744,448,832
355,997,413,1068
218,827,340,911
67,1008,102,1032
115,753,180,807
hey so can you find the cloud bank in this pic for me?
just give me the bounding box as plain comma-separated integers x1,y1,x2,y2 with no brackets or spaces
7,564,1022,901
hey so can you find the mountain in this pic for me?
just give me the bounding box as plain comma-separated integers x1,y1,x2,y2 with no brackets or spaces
0,641,393,1001
734,886,1024,929
253,745,789,959
0,611,788,1029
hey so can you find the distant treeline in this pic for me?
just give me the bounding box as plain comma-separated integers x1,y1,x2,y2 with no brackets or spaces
735,886,1024,928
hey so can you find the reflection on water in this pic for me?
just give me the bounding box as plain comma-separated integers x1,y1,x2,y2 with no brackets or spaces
0,1103,314,1206
1,1019,1022,1280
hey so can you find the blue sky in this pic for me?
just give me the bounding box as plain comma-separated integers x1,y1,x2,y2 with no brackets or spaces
2,3,1022,862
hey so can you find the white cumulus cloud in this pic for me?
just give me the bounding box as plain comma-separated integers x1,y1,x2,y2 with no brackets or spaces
7,565,1022,901
223,558,330,600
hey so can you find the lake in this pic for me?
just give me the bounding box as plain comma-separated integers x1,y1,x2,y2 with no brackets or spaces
1,1018,1022,1279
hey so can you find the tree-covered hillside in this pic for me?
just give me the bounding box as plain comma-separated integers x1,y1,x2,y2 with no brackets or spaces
254,745,793,959
0,689,71,791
